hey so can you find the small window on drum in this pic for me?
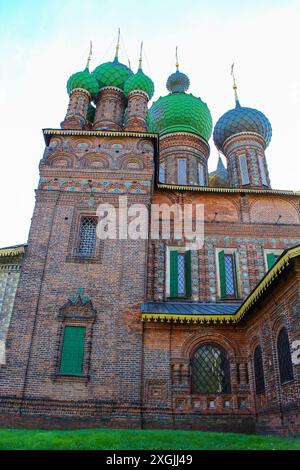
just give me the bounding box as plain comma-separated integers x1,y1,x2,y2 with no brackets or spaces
159,163,166,183
191,343,231,394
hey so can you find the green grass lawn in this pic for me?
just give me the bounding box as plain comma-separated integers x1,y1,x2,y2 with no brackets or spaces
0,428,299,450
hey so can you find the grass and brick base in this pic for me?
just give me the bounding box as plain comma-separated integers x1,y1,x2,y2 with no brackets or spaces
0,428,299,450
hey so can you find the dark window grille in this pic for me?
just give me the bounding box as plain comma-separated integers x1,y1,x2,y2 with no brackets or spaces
191,343,231,394
277,328,294,385
77,216,97,256
224,254,236,296
254,345,265,394
177,253,186,295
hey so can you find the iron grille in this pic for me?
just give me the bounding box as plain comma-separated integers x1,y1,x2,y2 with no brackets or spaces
191,343,231,394
254,345,265,394
224,254,236,296
277,328,294,384
177,253,185,295
77,216,97,256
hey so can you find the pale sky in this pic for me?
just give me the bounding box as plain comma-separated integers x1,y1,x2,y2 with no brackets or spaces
0,0,300,247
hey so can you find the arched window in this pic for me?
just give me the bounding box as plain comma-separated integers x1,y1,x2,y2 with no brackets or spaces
191,343,231,394
254,345,265,394
277,328,294,385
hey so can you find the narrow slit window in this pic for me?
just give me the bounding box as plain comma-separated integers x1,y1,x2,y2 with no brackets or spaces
198,163,205,186
277,328,294,385
159,164,166,183
178,159,187,185
239,155,250,185
258,156,267,186
254,345,265,394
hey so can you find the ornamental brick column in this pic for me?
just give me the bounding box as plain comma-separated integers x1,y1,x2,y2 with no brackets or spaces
61,89,90,130
125,91,148,132
223,133,271,189
93,87,127,131
159,132,210,186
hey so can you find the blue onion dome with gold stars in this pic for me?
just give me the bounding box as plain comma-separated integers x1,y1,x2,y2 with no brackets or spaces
209,155,229,188
124,42,154,99
67,67,99,99
92,30,133,91
213,66,272,151
147,52,212,140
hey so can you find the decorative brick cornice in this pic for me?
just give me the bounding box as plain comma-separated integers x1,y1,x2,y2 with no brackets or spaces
160,131,210,151
128,89,149,100
157,183,300,196
0,245,26,258
43,128,158,146
99,86,124,94
69,88,91,99
222,132,266,153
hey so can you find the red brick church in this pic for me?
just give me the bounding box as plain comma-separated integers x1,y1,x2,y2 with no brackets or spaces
0,38,299,435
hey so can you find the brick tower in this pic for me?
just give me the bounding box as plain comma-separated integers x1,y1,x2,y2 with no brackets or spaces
0,38,156,426
213,66,272,188
148,52,212,186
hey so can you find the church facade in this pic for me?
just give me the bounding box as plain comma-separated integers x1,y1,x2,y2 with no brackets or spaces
0,41,299,435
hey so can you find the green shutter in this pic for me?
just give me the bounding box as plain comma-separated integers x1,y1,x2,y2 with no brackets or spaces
232,251,238,297
185,250,192,298
170,250,178,297
60,326,86,376
218,250,226,298
267,253,277,270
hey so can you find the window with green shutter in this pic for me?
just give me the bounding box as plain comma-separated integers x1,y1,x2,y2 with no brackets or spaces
169,249,192,298
60,326,86,376
266,253,277,270
218,250,238,299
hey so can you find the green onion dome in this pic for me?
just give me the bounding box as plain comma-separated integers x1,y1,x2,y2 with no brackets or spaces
92,58,133,91
67,68,99,98
148,69,212,140
124,68,154,99
86,103,96,122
